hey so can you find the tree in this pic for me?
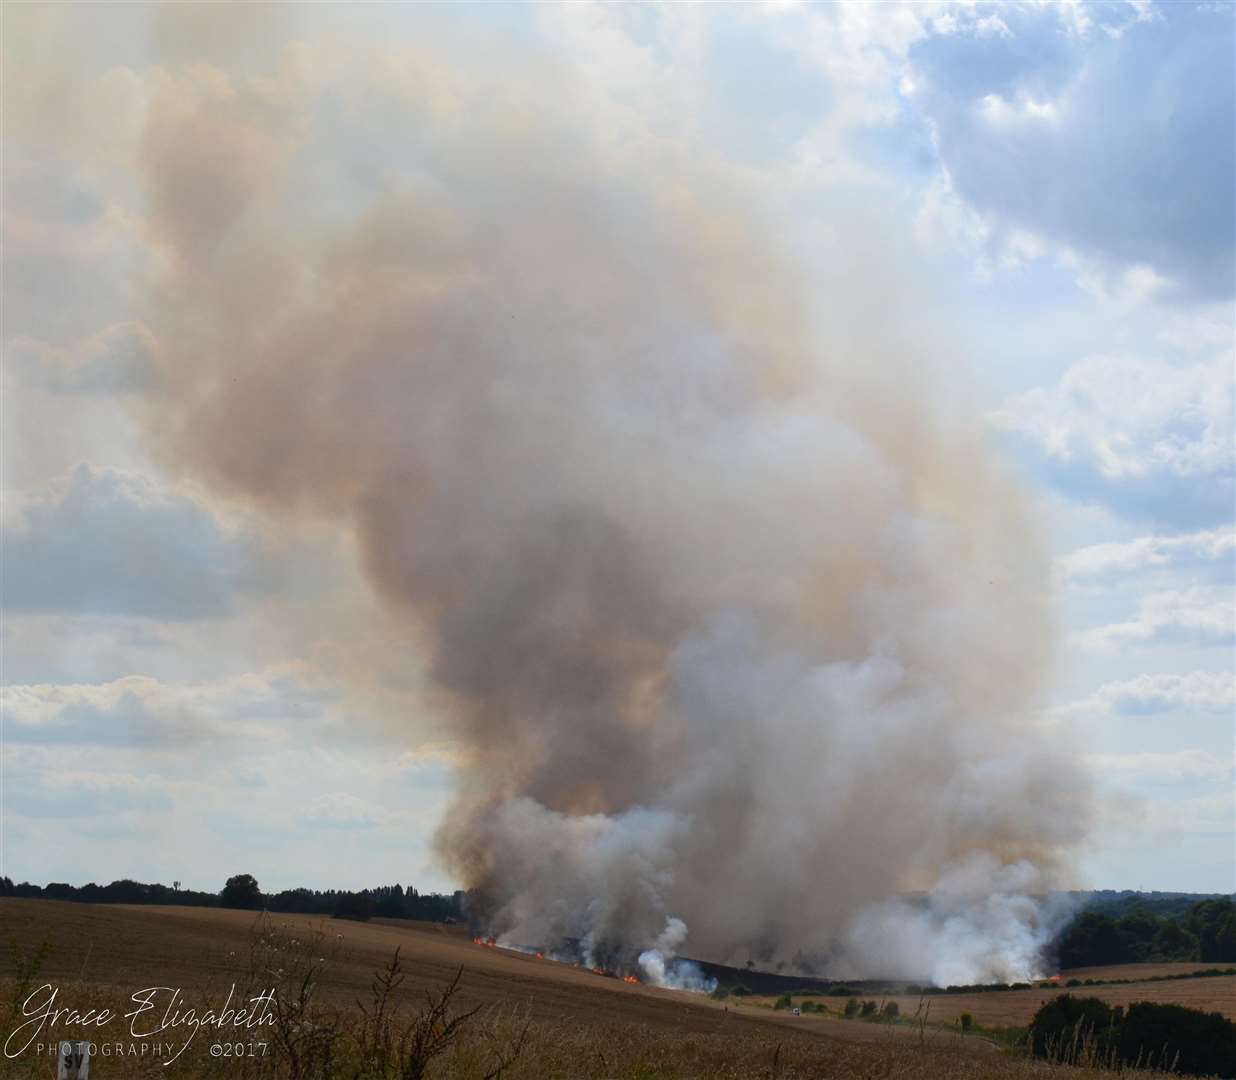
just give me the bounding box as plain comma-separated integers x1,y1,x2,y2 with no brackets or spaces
1191,899,1236,963
1030,995,1119,1063
221,874,262,910
334,890,374,922
1119,1002,1235,1078
374,883,405,918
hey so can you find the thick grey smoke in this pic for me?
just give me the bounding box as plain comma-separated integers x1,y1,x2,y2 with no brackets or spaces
127,26,1091,983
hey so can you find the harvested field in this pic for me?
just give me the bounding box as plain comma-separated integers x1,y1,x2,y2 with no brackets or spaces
1059,961,1235,982
0,900,1213,1078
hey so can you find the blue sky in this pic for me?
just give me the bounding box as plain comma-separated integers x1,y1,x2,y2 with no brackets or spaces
2,1,1232,896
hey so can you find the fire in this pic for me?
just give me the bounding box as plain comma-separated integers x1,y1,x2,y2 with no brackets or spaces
486,936,496,947
535,951,545,959
473,937,482,946
622,974,639,984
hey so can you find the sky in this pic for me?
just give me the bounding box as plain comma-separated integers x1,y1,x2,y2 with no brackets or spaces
2,0,1233,898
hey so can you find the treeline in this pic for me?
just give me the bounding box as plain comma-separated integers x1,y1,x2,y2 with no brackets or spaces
1056,897,1236,967
1078,889,1229,921
1030,994,1235,1078
0,875,466,924
262,882,465,923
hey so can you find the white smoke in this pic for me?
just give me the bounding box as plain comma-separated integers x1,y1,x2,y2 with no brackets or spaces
12,9,1095,986
843,855,1081,984
637,917,717,993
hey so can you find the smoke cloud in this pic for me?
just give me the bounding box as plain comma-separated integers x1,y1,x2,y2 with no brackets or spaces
110,15,1091,983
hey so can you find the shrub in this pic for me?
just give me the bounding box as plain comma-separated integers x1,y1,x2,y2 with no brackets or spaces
959,1012,973,1033
1118,1001,1235,1077
773,993,793,1010
882,1001,899,1019
859,1000,878,1018
843,997,860,1018
731,985,751,997
1029,995,1119,1063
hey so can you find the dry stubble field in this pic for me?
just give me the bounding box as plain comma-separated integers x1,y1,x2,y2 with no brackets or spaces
0,900,1225,1078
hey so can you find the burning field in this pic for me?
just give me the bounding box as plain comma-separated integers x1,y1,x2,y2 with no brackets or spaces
107,13,1094,991
6,899,1232,1079
1,0,1119,1002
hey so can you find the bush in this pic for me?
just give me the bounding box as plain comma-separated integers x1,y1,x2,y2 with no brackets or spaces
843,997,860,1018
773,993,793,1010
882,1001,899,1019
710,986,729,1001
1029,994,1236,1076
731,985,751,997
859,1000,878,1018
959,1012,973,1033
1119,1001,1235,1077
1029,995,1118,1062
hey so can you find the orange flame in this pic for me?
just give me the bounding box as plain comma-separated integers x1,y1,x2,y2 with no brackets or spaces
473,937,483,946
622,975,639,984
535,951,545,959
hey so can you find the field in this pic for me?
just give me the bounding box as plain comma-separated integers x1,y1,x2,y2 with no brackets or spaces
0,899,1226,1078
1058,961,1232,982
739,962,1236,1030
809,969,1236,1030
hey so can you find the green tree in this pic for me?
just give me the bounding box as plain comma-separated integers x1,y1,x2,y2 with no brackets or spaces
221,874,262,910
1029,995,1119,1063
1189,900,1236,963
1119,1001,1235,1078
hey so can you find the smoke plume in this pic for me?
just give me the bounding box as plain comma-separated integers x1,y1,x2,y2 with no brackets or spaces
127,24,1091,983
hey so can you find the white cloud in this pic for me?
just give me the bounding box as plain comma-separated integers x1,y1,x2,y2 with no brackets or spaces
1055,670,1235,720
979,92,1059,127
1,670,312,748
1068,587,1235,650
1088,749,1232,785
1057,526,1235,579
3,465,270,618
991,350,1234,525
6,322,159,395
909,2,1234,298
304,792,392,830
993,354,1233,481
